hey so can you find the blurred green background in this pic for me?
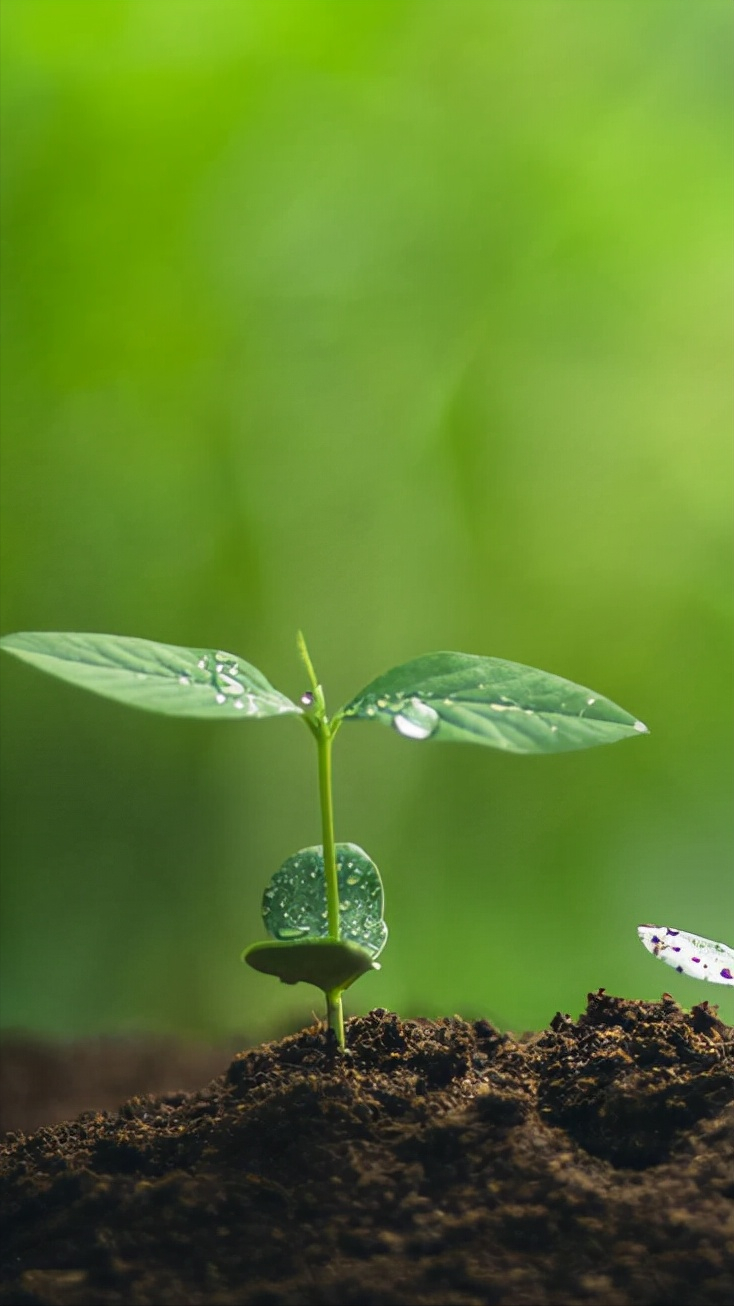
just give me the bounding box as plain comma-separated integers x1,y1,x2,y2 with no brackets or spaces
1,0,732,1041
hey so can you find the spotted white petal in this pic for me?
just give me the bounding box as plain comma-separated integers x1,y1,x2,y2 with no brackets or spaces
637,925,734,986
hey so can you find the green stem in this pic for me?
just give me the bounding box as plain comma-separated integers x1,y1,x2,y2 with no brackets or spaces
317,724,340,940
318,727,345,1048
326,987,345,1049
297,631,345,1049
296,630,319,694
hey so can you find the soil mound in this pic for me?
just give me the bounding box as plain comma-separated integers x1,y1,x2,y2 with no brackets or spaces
1,992,733,1305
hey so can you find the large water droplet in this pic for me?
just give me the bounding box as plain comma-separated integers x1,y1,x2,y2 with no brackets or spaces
393,697,439,741
634,720,649,734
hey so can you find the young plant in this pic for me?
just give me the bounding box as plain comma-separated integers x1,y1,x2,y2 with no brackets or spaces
637,925,734,986
0,629,648,1048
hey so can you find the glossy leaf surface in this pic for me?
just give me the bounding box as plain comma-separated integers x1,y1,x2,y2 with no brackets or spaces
0,632,300,720
262,843,388,959
339,651,647,754
243,938,377,992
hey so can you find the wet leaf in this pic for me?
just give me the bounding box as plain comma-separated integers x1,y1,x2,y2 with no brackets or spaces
338,652,648,754
262,843,388,959
0,631,300,720
243,938,377,992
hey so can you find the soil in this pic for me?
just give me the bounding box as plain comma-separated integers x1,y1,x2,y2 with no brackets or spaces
1,992,732,1306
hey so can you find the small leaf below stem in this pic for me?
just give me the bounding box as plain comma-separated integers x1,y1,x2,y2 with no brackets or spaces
243,938,377,991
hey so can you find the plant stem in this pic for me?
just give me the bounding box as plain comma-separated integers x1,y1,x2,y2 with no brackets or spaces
317,724,340,940
326,987,345,1049
318,726,346,1049
298,632,345,1049
296,630,319,694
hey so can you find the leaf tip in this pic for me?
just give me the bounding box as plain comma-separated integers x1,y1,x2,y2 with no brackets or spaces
633,719,649,735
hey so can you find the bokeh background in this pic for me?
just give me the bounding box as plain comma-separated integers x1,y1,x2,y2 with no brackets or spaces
2,0,732,1043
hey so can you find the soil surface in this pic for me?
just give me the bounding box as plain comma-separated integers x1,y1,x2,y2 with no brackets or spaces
1,992,733,1306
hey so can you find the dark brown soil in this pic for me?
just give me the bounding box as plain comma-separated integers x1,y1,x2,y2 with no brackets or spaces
1,992,733,1306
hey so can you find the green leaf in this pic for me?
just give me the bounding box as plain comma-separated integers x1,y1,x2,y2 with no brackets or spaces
262,843,388,959
243,938,377,992
338,652,648,755
0,631,300,720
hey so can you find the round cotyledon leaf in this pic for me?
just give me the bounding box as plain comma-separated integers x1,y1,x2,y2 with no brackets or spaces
261,843,388,960
337,651,648,755
243,938,378,992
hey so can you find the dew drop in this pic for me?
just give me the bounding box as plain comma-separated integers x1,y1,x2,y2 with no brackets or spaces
197,658,207,670
178,675,191,686
215,693,226,705
586,697,596,706
234,699,245,710
634,720,649,734
393,697,439,741
217,672,245,696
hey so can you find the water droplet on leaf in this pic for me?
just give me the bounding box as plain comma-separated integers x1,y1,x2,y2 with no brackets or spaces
393,697,439,740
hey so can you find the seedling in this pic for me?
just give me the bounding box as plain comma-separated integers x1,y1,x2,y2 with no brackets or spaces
1,629,648,1048
637,925,734,985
